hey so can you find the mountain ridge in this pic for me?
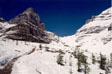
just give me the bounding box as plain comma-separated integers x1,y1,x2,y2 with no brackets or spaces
61,7,112,54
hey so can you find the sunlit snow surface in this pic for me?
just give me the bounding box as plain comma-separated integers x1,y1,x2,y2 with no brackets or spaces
0,38,106,74
61,7,112,55
0,7,112,74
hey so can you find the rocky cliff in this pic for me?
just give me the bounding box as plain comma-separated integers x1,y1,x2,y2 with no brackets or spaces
0,8,59,43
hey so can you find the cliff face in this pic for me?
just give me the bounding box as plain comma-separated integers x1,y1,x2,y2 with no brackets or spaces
9,8,45,30
5,8,50,43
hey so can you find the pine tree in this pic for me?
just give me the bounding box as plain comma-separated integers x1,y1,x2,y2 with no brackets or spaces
73,47,83,72
83,56,90,74
77,49,82,72
16,41,18,45
69,55,72,66
39,44,42,50
99,53,106,70
77,58,81,72
73,47,90,73
110,53,112,68
92,53,96,64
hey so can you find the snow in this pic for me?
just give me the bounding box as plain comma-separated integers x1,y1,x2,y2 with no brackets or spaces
0,7,112,74
61,7,112,55
11,51,69,74
0,22,16,29
0,37,107,74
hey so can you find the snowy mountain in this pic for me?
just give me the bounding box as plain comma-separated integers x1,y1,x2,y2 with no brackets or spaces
8,8,58,43
0,7,112,74
61,7,112,55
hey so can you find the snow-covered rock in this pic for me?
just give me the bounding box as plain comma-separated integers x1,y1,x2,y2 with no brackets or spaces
61,7,112,55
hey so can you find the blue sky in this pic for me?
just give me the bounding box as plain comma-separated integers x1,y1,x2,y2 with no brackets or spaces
0,0,111,36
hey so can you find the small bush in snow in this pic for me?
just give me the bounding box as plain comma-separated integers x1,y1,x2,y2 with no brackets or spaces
69,69,73,74
57,51,64,66
16,41,18,45
45,47,49,51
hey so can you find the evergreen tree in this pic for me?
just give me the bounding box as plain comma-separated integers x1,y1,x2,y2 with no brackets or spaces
16,40,18,45
92,53,96,64
110,53,112,68
39,44,42,50
99,53,106,70
83,56,90,74
69,55,72,66
77,49,82,72
73,47,90,73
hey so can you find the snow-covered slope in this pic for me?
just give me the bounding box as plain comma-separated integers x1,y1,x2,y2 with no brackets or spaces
61,7,112,55
0,37,108,74
0,7,112,74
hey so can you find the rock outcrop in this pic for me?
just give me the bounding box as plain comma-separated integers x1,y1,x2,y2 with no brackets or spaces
4,8,51,43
